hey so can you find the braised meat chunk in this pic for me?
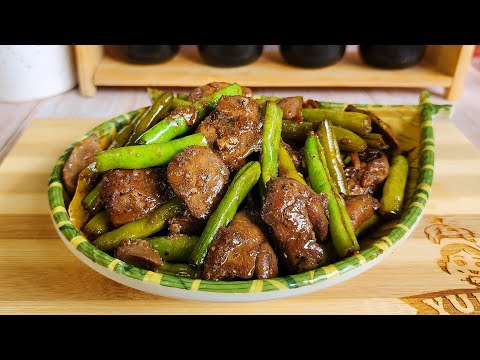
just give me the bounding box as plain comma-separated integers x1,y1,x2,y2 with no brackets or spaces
345,194,380,230
203,211,278,280
168,209,206,234
68,82,409,281
276,96,303,122
63,134,102,194
169,105,199,126
261,177,329,273
254,241,279,279
188,82,252,103
303,99,321,109
100,167,174,227
167,146,230,219
115,238,163,271
196,95,262,171
345,149,390,195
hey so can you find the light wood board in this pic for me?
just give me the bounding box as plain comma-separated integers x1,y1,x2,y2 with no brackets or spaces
1,118,480,314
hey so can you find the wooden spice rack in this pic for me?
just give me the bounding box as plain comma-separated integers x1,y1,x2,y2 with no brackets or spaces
75,45,475,100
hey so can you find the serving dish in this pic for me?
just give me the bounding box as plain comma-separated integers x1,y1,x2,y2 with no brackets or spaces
48,91,448,302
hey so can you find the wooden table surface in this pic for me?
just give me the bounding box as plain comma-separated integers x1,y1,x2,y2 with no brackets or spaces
1,64,480,314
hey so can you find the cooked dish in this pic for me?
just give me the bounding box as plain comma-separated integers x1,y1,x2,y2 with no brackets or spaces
63,82,410,281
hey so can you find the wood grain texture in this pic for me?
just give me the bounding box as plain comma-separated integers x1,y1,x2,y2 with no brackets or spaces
445,46,476,100
1,118,479,314
75,45,104,97
0,100,38,162
94,46,453,89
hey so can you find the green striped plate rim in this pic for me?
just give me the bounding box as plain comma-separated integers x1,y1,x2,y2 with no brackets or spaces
48,92,449,295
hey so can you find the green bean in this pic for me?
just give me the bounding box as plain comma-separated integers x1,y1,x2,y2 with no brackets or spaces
379,155,409,217
260,101,283,196
128,92,174,144
176,92,189,100
304,134,359,258
158,262,200,278
81,184,102,215
138,107,194,145
355,213,380,237
83,210,112,238
68,163,99,230
332,126,367,153
84,111,149,209
361,133,389,150
190,161,261,267
194,83,242,119
147,235,200,262
278,144,306,185
282,120,368,153
281,120,313,142
317,120,349,195
148,89,189,108
147,88,164,103
303,108,372,135
345,105,400,149
95,133,208,172
108,108,147,150
93,198,184,252
138,84,242,145
172,98,192,108
253,95,281,104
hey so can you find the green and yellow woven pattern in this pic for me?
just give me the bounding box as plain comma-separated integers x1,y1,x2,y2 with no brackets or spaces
48,92,448,294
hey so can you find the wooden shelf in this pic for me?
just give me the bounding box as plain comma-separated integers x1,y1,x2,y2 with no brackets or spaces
76,45,476,100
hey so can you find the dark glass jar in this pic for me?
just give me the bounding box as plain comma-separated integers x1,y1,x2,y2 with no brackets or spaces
198,45,263,67
359,45,426,69
280,45,346,68
114,45,180,64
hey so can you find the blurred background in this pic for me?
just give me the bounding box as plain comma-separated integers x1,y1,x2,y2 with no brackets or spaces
0,44,479,159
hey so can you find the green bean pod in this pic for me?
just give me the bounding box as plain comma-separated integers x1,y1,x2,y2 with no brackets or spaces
361,133,389,150
81,183,102,215
194,83,243,119
253,95,281,104
83,210,112,238
138,108,194,144
108,108,147,150
190,161,261,267
317,120,349,195
159,262,200,278
147,235,200,262
355,213,380,237
172,98,192,108
304,134,359,258
148,88,190,108
128,92,174,144
278,144,306,185
148,88,164,103
379,154,409,217
303,108,372,135
332,126,367,153
138,84,242,145
93,198,185,252
260,101,283,195
95,133,208,172
281,120,313,142
176,92,189,101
